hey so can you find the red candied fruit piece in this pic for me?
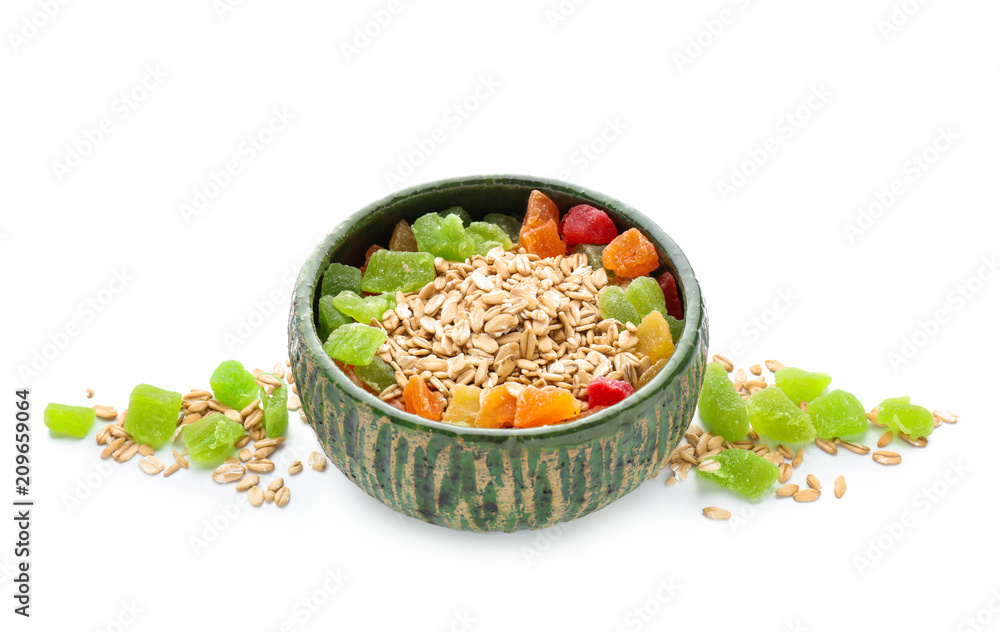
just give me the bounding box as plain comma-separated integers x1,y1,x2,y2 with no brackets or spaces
561,204,618,248
657,271,683,320
602,228,658,278
359,244,384,276
586,376,635,408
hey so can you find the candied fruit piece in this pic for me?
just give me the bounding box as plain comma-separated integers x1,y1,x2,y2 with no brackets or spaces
665,314,684,344
359,245,384,276
210,360,259,411
43,403,95,438
698,363,750,442
182,412,244,462
598,285,641,326
476,385,517,429
561,204,618,247
572,243,607,272
361,250,436,294
258,377,288,438
353,357,397,394
467,221,513,254
443,385,482,426
320,262,362,299
637,359,668,388
323,323,387,367
807,389,867,440
697,448,779,500
587,377,634,408
483,213,521,243
520,220,565,259
440,206,472,227
636,311,675,363
413,212,476,262
403,376,442,421
626,276,669,320
602,228,659,278
389,219,419,252
122,384,182,447
656,271,684,320
775,367,832,404
514,387,580,428
522,190,559,230
877,396,934,439
332,290,393,325
748,386,816,443
317,295,352,342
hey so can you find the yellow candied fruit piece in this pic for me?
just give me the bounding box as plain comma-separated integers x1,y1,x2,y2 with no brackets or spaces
636,311,675,363
442,385,482,425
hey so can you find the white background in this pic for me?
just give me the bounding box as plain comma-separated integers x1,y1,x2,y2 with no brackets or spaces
2,1,998,630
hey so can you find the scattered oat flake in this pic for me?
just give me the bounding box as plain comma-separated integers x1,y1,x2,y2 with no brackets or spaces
308,451,327,471
702,506,731,520
834,475,846,499
138,456,165,475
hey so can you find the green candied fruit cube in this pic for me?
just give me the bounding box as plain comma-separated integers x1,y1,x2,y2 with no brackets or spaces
625,276,668,320
43,403,95,438
317,295,352,341
665,314,684,344
320,262,362,299
698,363,750,442
774,367,832,404
124,384,182,447
259,378,288,438
360,250,436,294
572,243,607,272
412,213,476,262
210,360,259,411
748,386,816,443
877,396,935,439
439,206,472,227
467,221,513,254
181,412,244,462
598,285,641,326
331,290,393,325
807,389,868,440
353,356,397,393
483,213,521,243
323,323,387,367
697,448,779,500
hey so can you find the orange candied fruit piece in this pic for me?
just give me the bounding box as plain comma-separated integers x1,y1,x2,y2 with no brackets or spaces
475,385,517,428
520,220,565,259
403,376,442,421
514,386,581,429
601,228,658,278
522,189,560,231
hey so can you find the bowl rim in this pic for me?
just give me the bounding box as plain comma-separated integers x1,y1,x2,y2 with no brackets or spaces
292,174,705,439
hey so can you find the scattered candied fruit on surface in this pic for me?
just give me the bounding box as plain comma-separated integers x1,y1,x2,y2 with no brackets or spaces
442,385,482,426
697,448,779,500
210,360,260,411
259,377,288,438
774,367,832,405
43,403,95,438
587,377,634,408
323,323,387,367
560,204,618,247
520,220,565,259
807,389,867,440
389,219,419,252
360,250,436,294
636,311,675,363
514,387,581,428
125,383,183,447
698,362,750,442
403,376,443,422
602,228,659,278
656,271,684,320
877,396,934,439
476,385,517,429
182,412,244,462
748,386,816,443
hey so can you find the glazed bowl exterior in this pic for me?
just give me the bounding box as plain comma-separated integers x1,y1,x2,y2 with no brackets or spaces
288,175,708,532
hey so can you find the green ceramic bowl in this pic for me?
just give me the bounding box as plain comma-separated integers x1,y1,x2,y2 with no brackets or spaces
288,175,708,532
